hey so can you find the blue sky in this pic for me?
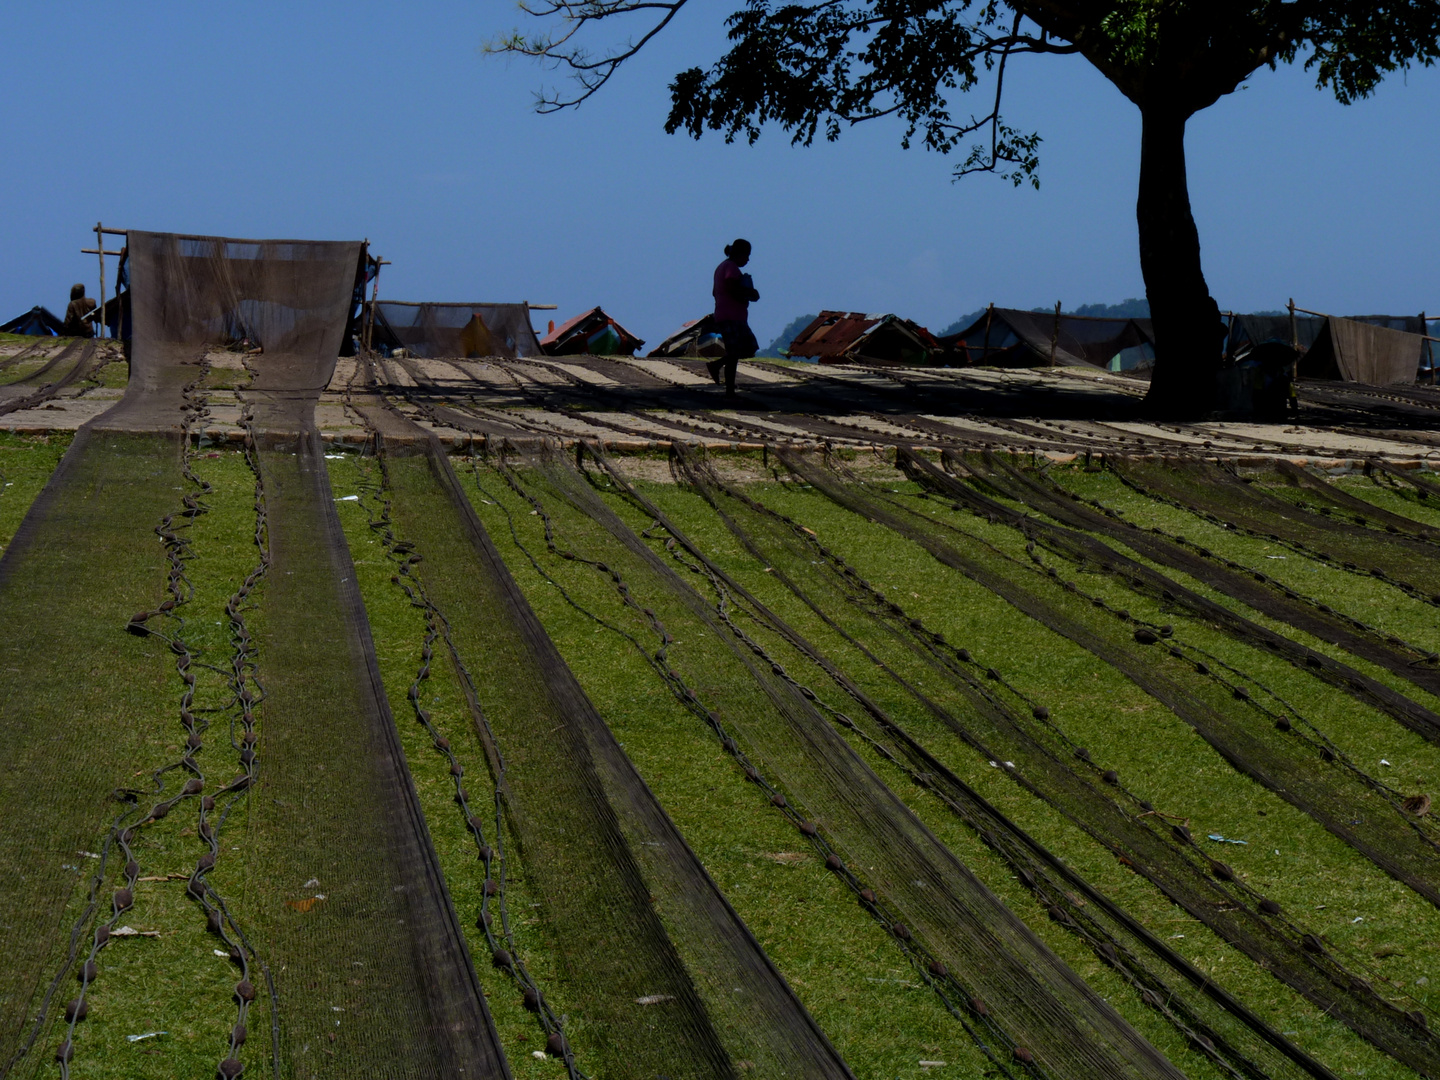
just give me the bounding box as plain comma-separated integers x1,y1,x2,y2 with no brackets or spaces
3,2,1437,348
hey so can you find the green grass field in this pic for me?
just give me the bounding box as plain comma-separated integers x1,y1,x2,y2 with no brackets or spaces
3,432,1440,1078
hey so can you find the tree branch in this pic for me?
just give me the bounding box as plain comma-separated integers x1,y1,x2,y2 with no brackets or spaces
489,0,691,111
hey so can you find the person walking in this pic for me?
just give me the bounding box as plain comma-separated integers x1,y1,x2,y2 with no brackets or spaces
708,239,759,396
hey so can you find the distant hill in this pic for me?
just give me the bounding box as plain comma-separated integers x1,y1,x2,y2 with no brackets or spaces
759,313,818,358
936,308,989,337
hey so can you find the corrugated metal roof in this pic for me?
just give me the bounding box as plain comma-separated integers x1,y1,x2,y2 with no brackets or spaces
786,311,940,365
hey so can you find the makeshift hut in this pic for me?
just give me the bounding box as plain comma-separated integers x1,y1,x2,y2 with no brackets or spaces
540,307,644,356
1300,317,1428,386
0,306,65,336
942,307,1155,370
785,311,940,366
1225,314,1322,359
649,315,724,358
368,301,542,359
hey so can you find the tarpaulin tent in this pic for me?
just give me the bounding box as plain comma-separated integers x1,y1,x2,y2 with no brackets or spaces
786,311,941,366
1301,317,1426,385
941,308,1154,369
1225,314,1323,359
539,306,644,356
369,301,542,359
0,306,65,336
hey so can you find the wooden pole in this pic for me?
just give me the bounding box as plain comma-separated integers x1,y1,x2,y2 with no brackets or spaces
981,303,993,365
95,222,106,339
1288,298,1297,350
1049,301,1061,366
1423,310,1433,385
363,252,390,354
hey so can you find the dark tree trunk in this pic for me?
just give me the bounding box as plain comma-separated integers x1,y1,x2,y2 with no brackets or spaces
1137,106,1225,418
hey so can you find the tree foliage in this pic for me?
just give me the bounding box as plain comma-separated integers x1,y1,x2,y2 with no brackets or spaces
495,1,1440,188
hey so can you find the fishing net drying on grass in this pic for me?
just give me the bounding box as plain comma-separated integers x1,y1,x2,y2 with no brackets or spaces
344,396,851,1078
773,449,1440,1074
929,452,1440,745
240,420,507,1077
0,429,182,1074
1270,459,1440,542
0,339,99,418
1109,457,1440,614
491,441,1187,1080
118,231,508,1076
661,444,1439,1076
617,446,1347,1080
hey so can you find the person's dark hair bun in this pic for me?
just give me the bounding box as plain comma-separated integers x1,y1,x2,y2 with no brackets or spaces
724,238,752,259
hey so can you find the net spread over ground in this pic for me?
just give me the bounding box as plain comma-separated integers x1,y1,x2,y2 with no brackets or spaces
6,242,1440,1080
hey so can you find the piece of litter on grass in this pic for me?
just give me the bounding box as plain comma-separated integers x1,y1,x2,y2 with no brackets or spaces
1170,934,1185,939
1265,555,1287,560
304,878,321,888
1353,917,1364,924
331,1006,344,1012
78,851,100,859
532,1050,546,1059
126,1032,165,1043
1003,761,1015,769
988,761,998,768
763,852,807,865
324,454,345,459
1207,834,1248,845
335,495,359,502
635,995,674,1006
213,949,229,957
1381,759,1391,766
111,926,161,938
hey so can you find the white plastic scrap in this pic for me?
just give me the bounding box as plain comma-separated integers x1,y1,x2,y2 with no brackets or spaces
126,1032,166,1043
334,495,359,502
1207,834,1248,845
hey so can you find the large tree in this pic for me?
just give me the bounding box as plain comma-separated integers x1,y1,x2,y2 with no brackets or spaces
497,1,1440,416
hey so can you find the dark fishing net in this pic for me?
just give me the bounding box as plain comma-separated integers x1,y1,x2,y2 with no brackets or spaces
0,429,183,1075
343,394,851,1078
773,448,1440,1075
490,441,1187,1080
620,445,1346,1080
933,452,1440,741
0,339,99,418
371,302,543,359
1109,457,1440,635
113,231,508,1077
237,416,508,1077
